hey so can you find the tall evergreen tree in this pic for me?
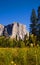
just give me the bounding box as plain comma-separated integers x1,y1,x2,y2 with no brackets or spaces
37,6,40,41
30,9,37,36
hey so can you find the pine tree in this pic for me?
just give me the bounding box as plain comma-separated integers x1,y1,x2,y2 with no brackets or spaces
37,6,40,41
30,9,37,36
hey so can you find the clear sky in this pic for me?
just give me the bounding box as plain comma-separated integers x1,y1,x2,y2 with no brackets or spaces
0,0,40,31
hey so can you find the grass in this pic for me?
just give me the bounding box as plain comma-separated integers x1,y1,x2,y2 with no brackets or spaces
0,47,40,65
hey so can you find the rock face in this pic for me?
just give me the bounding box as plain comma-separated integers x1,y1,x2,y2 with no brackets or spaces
0,22,29,40
3,24,13,37
11,22,28,40
0,24,4,36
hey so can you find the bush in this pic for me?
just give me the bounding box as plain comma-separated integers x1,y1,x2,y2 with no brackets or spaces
18,40,25,48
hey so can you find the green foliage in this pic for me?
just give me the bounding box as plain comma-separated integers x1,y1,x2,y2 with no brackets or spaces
30,9,37,35
0,36,5,47
30,6,40,42
0,36,26,48
18,40,25,48
13,39,18,47
29,34,37,46
37,6,40,41
24,34,29,46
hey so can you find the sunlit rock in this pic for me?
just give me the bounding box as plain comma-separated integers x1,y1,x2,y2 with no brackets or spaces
0,22,29,40
0,24,4,36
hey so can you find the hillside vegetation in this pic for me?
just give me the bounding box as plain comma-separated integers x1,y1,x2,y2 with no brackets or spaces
0,35,40,48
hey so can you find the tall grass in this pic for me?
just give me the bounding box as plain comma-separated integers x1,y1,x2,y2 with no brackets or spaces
0,47,40,65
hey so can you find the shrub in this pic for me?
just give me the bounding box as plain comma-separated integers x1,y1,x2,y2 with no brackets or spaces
18,40,25,48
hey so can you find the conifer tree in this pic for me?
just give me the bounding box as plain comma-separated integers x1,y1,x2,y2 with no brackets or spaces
30,9,37,36
37,6,40,41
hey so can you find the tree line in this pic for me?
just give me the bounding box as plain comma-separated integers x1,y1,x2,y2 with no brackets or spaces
0,36,29,48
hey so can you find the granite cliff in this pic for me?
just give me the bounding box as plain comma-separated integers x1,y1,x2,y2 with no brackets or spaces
0,22,29,40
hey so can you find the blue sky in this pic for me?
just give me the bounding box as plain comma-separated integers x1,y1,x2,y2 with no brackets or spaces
0,0,40,31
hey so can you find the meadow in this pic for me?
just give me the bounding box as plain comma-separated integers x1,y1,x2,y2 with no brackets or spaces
0,47,40,65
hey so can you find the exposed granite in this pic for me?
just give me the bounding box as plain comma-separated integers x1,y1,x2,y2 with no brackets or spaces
0,22,29,40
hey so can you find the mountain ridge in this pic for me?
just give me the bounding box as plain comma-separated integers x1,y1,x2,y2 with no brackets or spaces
0,22,29,40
